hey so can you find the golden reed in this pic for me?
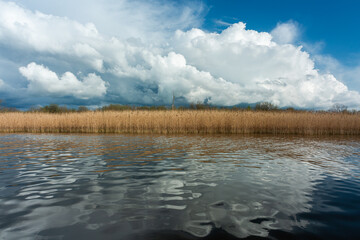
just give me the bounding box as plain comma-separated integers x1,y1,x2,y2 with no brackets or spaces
0,110,359,135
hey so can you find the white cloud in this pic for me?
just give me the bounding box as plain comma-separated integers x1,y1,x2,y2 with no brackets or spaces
140,51,244,105
172,23,360,108
0,1,106,71
314,54,360,96
19,62,107,99
271,21,299,44
9,0,205,41
0,2,100,50
1,0,360,109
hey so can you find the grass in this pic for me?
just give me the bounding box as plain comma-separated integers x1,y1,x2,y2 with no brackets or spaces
0,110,359,135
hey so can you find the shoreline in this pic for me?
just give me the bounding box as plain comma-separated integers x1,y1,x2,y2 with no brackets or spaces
1,110,360,135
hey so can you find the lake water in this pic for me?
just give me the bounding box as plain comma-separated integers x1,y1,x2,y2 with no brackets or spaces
0,134,359,240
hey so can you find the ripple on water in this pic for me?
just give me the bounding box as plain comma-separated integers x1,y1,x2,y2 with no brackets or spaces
0,134,360,239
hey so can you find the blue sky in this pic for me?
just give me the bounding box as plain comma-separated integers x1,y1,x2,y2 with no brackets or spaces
0,0,360,109
204,0,360,65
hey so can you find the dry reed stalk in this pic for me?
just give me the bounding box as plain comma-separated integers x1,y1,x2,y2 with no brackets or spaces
0,110,359,135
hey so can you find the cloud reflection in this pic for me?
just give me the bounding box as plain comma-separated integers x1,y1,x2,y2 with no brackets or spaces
0,134,359,239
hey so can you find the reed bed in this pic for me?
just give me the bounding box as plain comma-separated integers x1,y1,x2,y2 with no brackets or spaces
0,110,359,135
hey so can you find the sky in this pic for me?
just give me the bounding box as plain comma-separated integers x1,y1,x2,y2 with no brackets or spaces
0,0,360,109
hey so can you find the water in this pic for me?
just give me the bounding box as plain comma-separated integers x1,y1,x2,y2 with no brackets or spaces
0,134,359,240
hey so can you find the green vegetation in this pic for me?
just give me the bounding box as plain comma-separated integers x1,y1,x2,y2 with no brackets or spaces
0,99,359,114
99,104,168,111
100,104,133,111
28,104,77,113
77,106,89,112
255,102,279,111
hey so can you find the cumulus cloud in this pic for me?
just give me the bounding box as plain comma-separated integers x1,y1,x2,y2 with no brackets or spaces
19,62,107,99
0,1,105,71
130,51,243,105
270,21,299,44
0,0,360,109
172,23,360,108
314,54,360,90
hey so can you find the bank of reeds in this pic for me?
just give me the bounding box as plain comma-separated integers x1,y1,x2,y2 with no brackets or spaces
0,110,359,135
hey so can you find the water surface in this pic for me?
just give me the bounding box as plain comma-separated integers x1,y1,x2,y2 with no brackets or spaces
0,134,359,239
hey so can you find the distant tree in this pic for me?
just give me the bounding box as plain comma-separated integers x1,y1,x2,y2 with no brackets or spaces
136,106,150,110
59,106,71,113
39,104,76,113
255,102,278,111
188,101,212,110
101,104,132,111
330,103,348,113
189,103,196,110
78,106,89,112
155,106,167,111
42,104,61,113
285,107,295,112
195,102,207,110
28,106,41,112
